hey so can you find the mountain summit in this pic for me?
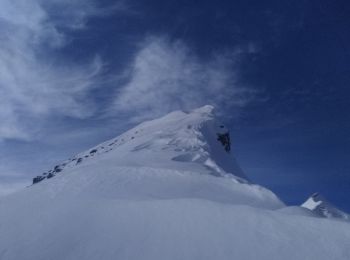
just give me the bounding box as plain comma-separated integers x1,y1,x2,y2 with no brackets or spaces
33,105,247,184
0,106,349,260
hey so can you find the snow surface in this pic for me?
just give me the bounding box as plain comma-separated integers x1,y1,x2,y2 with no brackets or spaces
302,195,323,210
302,193,349,221
0,105,349,260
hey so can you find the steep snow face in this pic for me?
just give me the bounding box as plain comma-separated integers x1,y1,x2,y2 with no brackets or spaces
302,193,349,221
33,105,247,184
0,106,350,260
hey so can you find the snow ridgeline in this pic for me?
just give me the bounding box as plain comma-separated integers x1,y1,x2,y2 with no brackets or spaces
0,105,349,260
32,105,247,184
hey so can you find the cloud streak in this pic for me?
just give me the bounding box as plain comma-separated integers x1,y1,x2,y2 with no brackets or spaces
0,0,108,140
113,36,257,122
0,1,256,140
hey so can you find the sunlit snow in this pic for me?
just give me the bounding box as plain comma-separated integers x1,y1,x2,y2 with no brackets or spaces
0,106,349,260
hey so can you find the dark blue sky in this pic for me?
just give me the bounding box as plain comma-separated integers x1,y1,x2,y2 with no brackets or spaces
0,0,349,211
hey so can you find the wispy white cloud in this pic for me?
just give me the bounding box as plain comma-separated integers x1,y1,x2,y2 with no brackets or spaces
113,36,257,122
0,0,116,140
39,0,130,30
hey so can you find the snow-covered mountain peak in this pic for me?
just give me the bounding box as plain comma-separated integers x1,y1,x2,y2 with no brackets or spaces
25,105,284,211
301,192,349,221
2,106,350,260
33,105,246,185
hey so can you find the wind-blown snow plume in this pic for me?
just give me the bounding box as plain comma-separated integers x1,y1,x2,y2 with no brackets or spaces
113,36,256,122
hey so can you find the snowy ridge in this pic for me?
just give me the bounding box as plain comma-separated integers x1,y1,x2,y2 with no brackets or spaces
33,105,247,184
29,105,282,209
0,105,349,260
301,193,349,221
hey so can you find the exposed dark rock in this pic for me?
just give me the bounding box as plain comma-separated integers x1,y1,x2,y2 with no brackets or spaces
54,165,62,173
32,176,45,184
76,158,83,164
47,172,55,179
217,132,231,152
90,149,98,154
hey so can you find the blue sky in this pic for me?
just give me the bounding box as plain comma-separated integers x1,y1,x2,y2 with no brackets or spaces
0,0,349,211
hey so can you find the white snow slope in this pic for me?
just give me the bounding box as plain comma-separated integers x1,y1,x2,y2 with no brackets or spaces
0,105,349,260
